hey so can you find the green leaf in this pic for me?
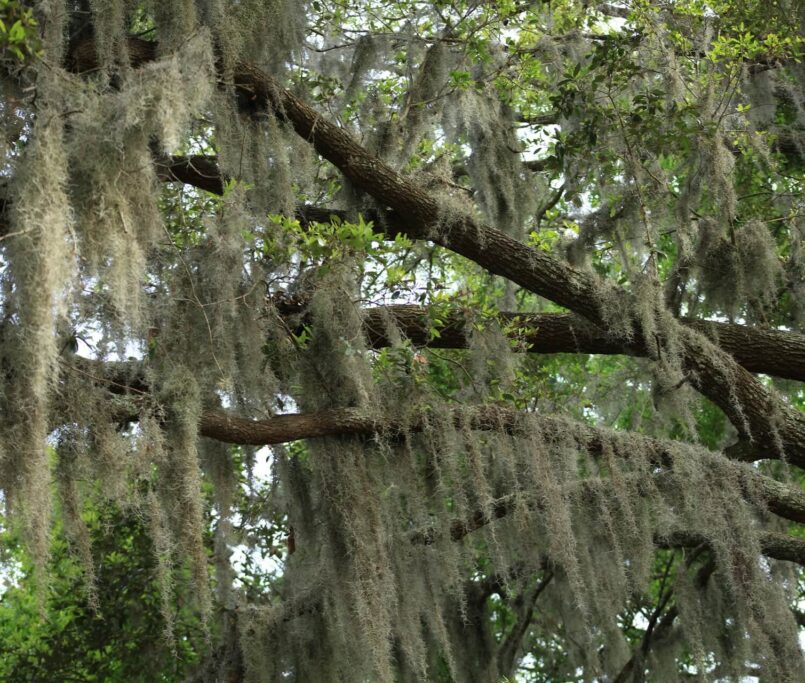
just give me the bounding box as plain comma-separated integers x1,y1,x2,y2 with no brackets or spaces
8,19,24,43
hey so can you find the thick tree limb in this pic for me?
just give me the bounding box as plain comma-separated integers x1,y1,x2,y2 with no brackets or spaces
659,530,805,566
410,477,805,567
197,406,805,528
154,155,225,195
144,152,805,386
355,304,805,384
413,485,805,551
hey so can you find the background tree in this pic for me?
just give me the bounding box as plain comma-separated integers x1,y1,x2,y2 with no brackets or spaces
1,0,805,681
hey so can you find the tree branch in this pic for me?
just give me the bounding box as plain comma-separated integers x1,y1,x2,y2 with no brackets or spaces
613,557,716,683
146,150,805,387
300,301,805,384
195,405,805,528
154,155,225,195
496,571,554,678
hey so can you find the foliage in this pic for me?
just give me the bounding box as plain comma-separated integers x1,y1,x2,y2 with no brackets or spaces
0,502,204,682
0,0,40,65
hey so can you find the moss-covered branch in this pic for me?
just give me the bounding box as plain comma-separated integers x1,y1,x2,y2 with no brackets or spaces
317,302,805,384
135,150,805,386
97,148,805,388
197,406,805,527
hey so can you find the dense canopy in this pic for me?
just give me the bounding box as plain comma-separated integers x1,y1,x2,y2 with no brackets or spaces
2,1,805,681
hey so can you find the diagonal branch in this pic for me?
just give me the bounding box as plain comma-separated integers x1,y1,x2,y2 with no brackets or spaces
613,557,716,683
232,66,805,466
